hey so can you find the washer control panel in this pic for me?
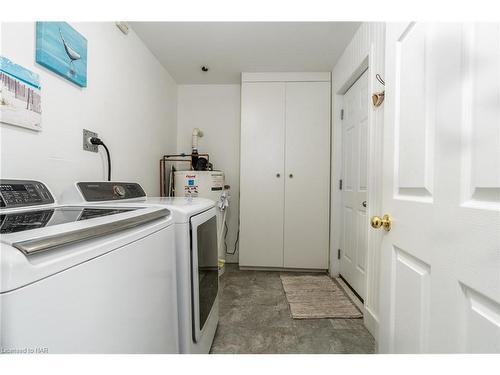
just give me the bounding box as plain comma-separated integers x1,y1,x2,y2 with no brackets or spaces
0,180,54,209
77,182,146,202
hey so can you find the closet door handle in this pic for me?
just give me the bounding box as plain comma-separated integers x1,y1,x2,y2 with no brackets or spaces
289,174,293,178
276,173,281,178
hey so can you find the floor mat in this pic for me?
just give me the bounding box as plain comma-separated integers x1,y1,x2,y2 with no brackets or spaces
280,274,363,319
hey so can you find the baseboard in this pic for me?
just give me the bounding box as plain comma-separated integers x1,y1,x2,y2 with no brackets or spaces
239,266,327,273
335,276,364,312
363,305,379,344
335,276,379,344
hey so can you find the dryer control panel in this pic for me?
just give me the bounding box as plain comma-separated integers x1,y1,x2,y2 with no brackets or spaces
77,182,146,202
0,180,54,209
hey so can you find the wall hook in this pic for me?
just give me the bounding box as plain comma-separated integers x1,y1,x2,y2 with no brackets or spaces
372,91,385,107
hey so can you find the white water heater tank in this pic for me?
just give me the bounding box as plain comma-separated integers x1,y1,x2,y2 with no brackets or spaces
174,170,227,273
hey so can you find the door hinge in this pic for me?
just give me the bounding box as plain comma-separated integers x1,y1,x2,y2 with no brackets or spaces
340,109,344,120
338,249,341,259
339,179,343,190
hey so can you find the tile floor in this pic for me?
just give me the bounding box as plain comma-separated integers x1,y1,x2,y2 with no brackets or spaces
210,264,375,354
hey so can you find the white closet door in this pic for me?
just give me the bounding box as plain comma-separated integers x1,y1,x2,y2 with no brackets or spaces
340,70,369,299
239,82,286,268
283,81,331,269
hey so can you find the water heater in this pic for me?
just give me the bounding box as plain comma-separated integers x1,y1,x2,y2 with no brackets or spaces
174,170,224,200
174,170,227,273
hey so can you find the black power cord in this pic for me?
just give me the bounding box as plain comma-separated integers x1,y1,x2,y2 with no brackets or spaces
90,137,111,181
224,217,240,256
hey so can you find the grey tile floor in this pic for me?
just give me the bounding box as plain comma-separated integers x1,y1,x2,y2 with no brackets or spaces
210,264,375,354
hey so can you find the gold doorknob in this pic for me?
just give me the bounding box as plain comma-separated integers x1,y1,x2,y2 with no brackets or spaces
370,214,392,231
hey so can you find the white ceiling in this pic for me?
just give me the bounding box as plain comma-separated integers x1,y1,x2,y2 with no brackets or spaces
131,22,360,84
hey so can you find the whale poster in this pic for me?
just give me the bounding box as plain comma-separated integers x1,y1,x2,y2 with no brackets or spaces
36,22,87,87
0,56,42,131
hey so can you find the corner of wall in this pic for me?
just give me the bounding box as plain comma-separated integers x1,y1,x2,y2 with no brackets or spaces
0,22,180,198
329,22,385,341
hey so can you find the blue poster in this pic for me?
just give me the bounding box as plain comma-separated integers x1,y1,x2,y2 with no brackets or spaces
36,22,87,87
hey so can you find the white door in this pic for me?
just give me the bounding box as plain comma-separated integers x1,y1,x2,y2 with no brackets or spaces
283,81,331,269
378,22,500,353
239,82,286,268
340,70,369,298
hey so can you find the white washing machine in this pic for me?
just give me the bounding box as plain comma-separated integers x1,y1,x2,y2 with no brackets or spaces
63,181,219,354
0,179,179,354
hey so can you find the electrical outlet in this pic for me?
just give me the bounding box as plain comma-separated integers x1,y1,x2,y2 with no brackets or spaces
83,129,98,153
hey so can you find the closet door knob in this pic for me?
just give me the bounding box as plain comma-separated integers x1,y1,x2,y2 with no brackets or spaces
289,174,293,178
276,173,280,178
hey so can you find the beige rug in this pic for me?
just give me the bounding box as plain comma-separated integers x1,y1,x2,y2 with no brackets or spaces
280,274,363,319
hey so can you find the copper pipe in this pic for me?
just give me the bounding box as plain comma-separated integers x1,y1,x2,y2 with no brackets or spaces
159,159,165,197
161,153,210,163
159,153,211,198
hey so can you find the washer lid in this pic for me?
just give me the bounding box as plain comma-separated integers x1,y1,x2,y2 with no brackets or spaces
0,205,172,293
0,206,136,235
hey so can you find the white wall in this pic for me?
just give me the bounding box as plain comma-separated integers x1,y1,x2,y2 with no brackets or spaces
177,84,241,263
331,22,385,340
0,22,177,199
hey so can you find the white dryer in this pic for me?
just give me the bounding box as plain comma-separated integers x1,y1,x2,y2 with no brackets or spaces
0,179,179,354
63,182,219,354
173,170,228,274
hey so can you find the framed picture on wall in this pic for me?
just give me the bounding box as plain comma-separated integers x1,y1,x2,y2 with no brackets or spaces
0,56,42,131
36,22,88,87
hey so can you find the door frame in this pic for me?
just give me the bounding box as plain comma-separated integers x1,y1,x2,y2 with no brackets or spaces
337,67,370,301
330,24,385,341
